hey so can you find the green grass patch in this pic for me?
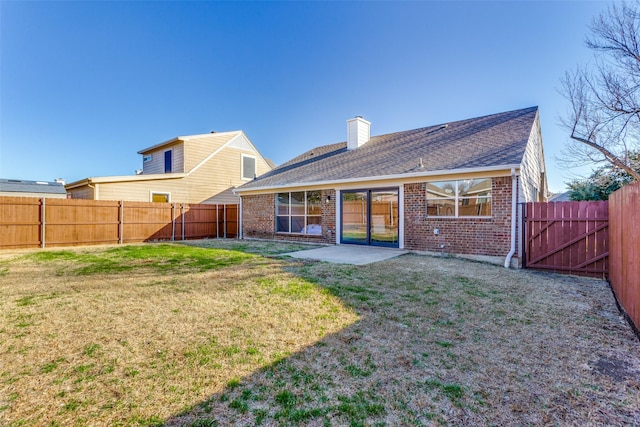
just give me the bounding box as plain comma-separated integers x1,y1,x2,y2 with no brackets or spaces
424,379,465,405
257,277,317,299
15,296,36,307
23,244,256,275
335,391,385,423
228,398,248,413
83,343,101,357
41,358,65,374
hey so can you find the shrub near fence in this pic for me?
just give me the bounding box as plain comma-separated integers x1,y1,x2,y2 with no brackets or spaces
0,197,238,249
609,181,640,333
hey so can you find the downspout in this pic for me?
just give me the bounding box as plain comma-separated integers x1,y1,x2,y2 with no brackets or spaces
504,168,517,268
87,180,97,200
238,196,243,239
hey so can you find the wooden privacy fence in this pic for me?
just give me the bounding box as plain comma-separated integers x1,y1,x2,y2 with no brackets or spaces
0,197,238,249
609,181,640,333
524,201,609,278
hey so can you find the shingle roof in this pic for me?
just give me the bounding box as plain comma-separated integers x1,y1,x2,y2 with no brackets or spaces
238,106,538,191
0,179,67,195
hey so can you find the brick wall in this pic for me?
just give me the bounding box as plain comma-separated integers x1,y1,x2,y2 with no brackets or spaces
242,178,518,259
404,177,517,258
241,189,335,244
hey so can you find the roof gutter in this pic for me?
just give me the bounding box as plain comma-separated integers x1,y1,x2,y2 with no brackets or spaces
65,173,186,189
233,163,522,194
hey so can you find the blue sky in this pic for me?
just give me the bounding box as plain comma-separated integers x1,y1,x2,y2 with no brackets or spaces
1,1,607,192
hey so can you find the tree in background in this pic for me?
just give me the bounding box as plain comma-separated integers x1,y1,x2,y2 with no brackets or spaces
561,1,640,182
567,152,640,200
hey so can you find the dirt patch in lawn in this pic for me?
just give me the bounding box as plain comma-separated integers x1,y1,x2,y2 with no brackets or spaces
1,241,639,426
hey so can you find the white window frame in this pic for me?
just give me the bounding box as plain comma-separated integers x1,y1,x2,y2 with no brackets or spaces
276,190,322,235
143,154,152,163
426,179,492,218
150,191,171,203
241,154,257,180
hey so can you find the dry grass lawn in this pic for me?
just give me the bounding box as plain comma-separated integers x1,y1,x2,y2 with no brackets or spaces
0,240,639,426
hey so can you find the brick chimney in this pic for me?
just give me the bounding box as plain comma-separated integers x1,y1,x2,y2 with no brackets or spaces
347,116,370,150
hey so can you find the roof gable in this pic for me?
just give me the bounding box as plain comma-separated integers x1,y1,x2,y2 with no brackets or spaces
238,107,539,191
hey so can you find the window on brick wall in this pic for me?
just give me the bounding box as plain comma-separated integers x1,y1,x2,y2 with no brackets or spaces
426,178,491,217
276,190,322,234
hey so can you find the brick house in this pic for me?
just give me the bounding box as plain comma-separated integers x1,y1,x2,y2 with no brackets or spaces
235,107,547,267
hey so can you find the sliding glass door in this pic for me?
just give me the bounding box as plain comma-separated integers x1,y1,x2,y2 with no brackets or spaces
341,188,398,248
341,191,368,245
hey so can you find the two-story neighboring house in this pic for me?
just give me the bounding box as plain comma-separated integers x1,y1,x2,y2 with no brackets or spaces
66,131,273,204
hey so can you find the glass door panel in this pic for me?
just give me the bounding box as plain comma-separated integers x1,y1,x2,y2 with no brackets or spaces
341,191,368,244
370,190,399,247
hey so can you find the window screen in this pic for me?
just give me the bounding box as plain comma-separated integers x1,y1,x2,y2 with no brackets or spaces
242,155,256,180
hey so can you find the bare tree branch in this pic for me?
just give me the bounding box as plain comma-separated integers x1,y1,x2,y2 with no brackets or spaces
560,1,640,182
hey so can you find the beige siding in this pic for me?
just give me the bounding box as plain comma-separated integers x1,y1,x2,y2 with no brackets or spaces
519,113,547,202
181,143,272,204
183,133,237,171
67,185,95,200
95,180,189,202
142,143,185,174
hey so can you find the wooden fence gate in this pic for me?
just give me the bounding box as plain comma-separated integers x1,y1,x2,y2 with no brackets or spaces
523,201,609,278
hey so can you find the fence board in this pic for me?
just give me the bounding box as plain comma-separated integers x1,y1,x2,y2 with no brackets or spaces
0,197,238,249
525,201,609,278
0,197,42,248
609,182,640,333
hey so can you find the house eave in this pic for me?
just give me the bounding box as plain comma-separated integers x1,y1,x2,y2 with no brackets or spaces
137,137,183,155
65,173,187,189
234,163,522,194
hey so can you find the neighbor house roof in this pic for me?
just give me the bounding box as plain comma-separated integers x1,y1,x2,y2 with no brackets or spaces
0,179,67,195
136,130,242,155
236,106,538,192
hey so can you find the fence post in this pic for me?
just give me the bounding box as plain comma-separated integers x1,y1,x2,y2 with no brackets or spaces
223,204,227,238
119,200,124,245
236,202,239,239
216,204,219,239
181,204,185,241
41,198,46,249
171,203,175,241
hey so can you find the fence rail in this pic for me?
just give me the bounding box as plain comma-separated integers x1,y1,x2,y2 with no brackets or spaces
609,181,640,333
0,197,238,250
